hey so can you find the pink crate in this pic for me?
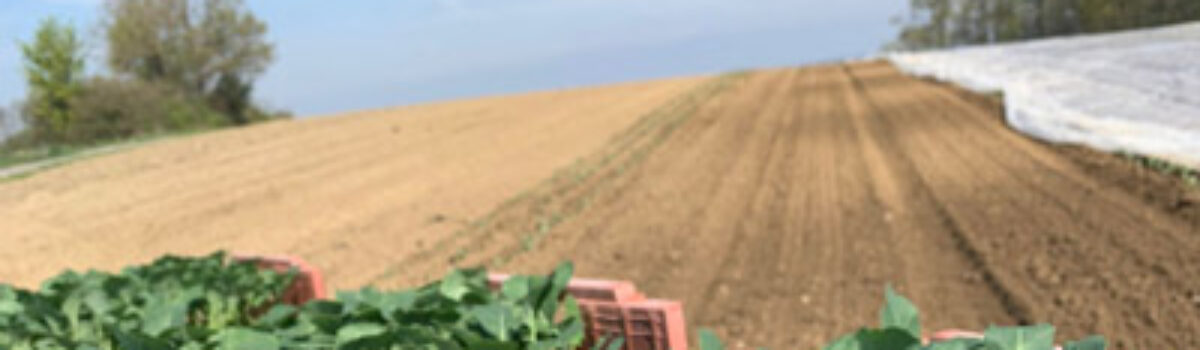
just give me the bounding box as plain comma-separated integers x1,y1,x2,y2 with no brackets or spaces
226,260,689,350
232,254,328,305
577,299,688,350
488,273,687,350
488,273,645,302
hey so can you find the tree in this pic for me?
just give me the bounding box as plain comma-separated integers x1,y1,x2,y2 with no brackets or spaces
890,0,1200,50
0,108,10,141
103,0,272,125
70,77,226,142
20,18,86,142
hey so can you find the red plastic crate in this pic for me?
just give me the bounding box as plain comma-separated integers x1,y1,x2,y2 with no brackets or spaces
488,273,645,302
229,259,687,350
232,254,328,304
488,273,687,350
577,299,688,350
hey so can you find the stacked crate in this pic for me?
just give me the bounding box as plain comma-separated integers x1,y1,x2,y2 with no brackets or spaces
488,274,688,350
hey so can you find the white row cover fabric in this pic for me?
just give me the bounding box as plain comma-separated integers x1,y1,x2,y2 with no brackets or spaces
889,22,1200,168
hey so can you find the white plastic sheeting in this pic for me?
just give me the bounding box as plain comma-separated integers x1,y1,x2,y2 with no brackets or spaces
889,22,1200,167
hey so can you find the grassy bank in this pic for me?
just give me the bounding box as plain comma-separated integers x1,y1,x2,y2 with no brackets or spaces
0,129,209,181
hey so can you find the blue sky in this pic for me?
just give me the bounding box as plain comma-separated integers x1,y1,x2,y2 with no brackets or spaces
1,0,906,118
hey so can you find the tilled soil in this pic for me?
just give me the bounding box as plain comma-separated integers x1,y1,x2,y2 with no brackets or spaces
3,60,1197,349
394,62,1200,349
0,76,708,289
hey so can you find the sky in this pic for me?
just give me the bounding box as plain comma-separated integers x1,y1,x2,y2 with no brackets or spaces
0,0,907,121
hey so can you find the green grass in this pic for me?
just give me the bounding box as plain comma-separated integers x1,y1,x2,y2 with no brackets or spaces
0,128,214,181
0,144,80,168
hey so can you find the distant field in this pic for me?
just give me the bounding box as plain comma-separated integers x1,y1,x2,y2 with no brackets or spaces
0,76,707,289
0,62,1196,350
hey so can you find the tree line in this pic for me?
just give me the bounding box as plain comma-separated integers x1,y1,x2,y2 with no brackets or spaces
890,0,1200,50
7,0,287,149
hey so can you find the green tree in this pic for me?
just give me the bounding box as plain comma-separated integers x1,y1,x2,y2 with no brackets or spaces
0,108,10,141
103,0,273,125
20,18,85,142
890,0,1200,50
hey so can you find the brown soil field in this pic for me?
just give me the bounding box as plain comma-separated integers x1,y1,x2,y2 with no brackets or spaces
383,62,1200,349
0,76,708,289
2,61,1198,349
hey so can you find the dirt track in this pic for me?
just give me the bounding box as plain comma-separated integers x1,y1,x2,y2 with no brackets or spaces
1,61,1198,349
390,62,1200,349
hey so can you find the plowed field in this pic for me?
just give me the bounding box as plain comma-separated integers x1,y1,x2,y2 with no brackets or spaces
376,62,1200,349
2,61,1197,349
0,76,708,288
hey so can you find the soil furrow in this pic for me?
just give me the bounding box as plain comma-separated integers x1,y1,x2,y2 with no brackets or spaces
846,62,1199,349
502,62,1198,349
841,64,1032,326
3,60,1197,349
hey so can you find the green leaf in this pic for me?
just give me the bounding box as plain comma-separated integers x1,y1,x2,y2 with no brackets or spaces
473,304,517,342
855,328,920,350
0,285,18,299
552,315,586,347
376,291,417,324
111,328,172,350
462,338,520,350
927,338,993,350
140,298,189,336
501,276,530,301
602,337,625,350
1063,336,1106,350
82,289,112,315
214,327,281,350
881,285,921,338
984,324,1055,350
0,295,23,315
440,270,470,301
561,295,582,321
335,323,387,346
822,333,859,350
254,304,297,328
536,262,574,318
699,329,725,350
61,294,82,335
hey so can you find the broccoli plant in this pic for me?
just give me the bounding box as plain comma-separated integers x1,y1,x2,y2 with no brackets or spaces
696,286,1106,350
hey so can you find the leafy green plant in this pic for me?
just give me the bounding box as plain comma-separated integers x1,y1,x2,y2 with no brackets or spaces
698,329,725,350
697,286,1106,350
0,253,590,350
0,252,295,350
247,262,588,350
817,286,1105,350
